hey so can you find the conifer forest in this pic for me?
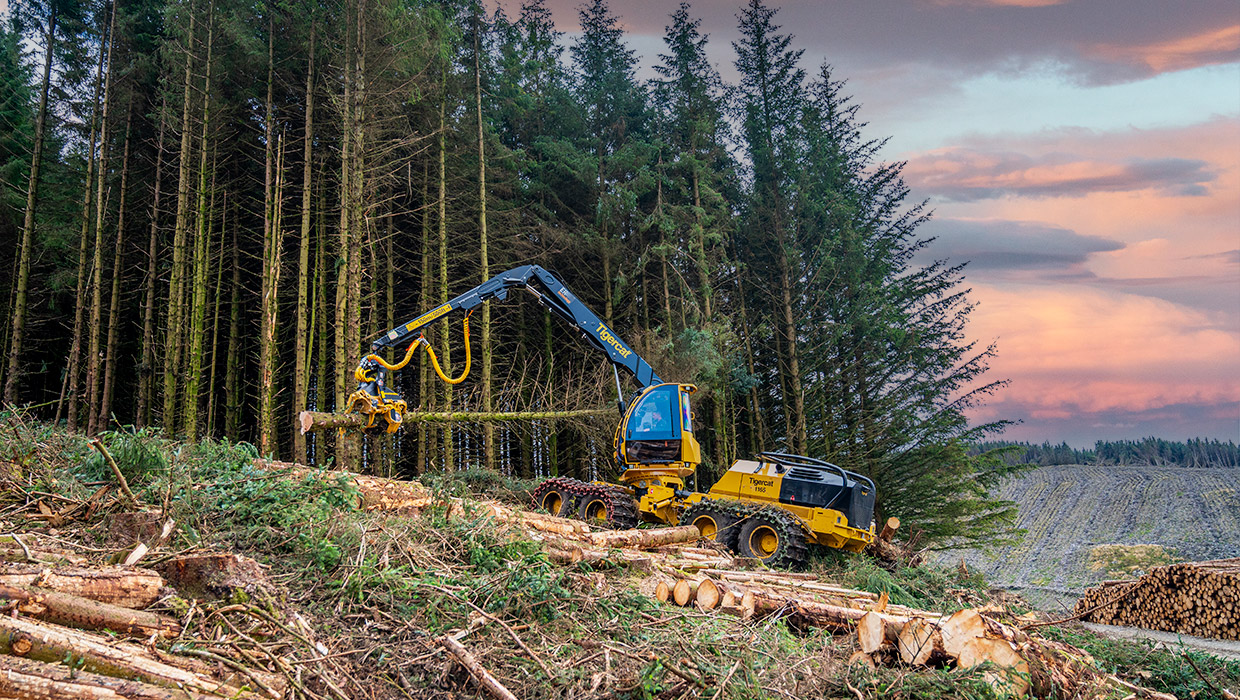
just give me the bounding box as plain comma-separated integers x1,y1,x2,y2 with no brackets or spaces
0,0,1017,539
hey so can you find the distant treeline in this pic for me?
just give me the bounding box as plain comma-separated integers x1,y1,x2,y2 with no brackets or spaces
971,438,1240,468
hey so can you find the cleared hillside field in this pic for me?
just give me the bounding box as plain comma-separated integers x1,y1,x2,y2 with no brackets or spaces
949,465,1240,610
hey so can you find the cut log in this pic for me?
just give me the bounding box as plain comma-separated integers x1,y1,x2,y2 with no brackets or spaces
0,536,88,566
673,579,701,607
896,617,943,665
695,578,721,610
847,650,877,672
0,565,163,609
1075,558,1239,641
879,517,900,543
439,635,518,700
956,637,1030,697
255,460,434,512
299,408,615,434
739,590,756,619
0,616,256,697
655,580,671,603
157,553,272,601
857,611,896,654
0,655,220,700
938,608,987,659
105,511,174,548
473,501,589,536
585,524,701,550
298,410,366,434
0,583,180,637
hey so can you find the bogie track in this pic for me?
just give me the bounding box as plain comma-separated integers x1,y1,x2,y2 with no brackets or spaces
531,477,638,530
730,503,809,568
679,499,746,551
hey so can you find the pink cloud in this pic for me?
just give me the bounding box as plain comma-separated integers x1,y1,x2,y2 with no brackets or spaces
968,283,1240,416
1084,24,1240,74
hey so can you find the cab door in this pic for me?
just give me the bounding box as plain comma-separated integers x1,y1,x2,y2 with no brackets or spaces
623,384,681,464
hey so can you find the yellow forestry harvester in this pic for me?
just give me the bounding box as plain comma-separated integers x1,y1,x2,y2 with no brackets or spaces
346,265,876,566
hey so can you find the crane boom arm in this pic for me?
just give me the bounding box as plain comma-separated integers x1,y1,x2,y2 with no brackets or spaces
371,264,662,388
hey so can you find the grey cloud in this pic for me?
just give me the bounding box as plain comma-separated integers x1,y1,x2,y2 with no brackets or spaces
908,153,1217,201
990,399,1239,445
916,219,1123,272
534,0,1239,85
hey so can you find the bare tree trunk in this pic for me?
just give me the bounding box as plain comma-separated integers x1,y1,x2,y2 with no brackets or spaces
416,160,430,474
223,209,240,439
4,3,58,405
137,99,168,428
205,193,226,437
437,93,452,472
257,14,282,457
61,21,108,430
334,0,354,469
184,3,215,442
162,9,198,434
86,2,119,435
292,21,315,464
100,105,133,428
474,16,493,471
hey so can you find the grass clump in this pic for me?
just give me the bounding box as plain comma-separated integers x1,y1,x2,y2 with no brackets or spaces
1042,624,1240,698
1088,544,1179,578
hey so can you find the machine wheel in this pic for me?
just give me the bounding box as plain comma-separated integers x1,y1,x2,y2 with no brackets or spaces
575,486,639,530
735,507,809,568
531,478,578,517
679,500,741,551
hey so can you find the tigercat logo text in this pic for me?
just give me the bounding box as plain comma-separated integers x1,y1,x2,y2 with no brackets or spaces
406,303,452,332
749,477,775,487
596,323,633,358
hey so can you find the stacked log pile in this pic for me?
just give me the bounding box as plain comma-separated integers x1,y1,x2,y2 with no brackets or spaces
1075,558,1240,641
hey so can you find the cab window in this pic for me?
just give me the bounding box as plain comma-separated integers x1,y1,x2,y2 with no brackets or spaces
680,391,692,433
626,385,680,442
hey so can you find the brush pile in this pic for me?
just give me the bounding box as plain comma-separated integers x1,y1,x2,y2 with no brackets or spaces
647,566,1183,699
280,465,1183,700
0,533,334,699
1075,558,1240,641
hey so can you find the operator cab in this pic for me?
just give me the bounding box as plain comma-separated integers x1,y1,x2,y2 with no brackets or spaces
616,383,702,478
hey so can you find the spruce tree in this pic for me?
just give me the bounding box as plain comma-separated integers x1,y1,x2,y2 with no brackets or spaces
796,64,1016,544
733,0,808,454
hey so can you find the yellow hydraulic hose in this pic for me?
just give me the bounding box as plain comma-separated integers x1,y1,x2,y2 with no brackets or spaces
357,314,472,385
423,315,471,384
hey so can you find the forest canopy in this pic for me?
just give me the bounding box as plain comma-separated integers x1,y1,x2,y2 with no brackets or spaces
0,0,1017,544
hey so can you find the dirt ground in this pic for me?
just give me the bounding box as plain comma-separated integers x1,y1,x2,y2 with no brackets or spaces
1084,622,1240,661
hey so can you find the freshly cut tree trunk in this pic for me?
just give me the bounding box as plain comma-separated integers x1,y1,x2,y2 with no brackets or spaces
879,517,900,542
157,553,271,601
896,617,944,666
0,537,87,566
0,565,163,608
695,577,721,610
857,611,897,654
256,459,434,512
299,411,367,434
584,524,700,549
0,616,254,697
956,637,1029,697
672,578,700,607
0,583,180,637
0,654,221,700
298,409,614,435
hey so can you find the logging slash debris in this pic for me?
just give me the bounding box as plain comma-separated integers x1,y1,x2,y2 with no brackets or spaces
0,431,1233,700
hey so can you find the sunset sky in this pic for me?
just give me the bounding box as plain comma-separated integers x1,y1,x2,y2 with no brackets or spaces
533,0,1240,446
